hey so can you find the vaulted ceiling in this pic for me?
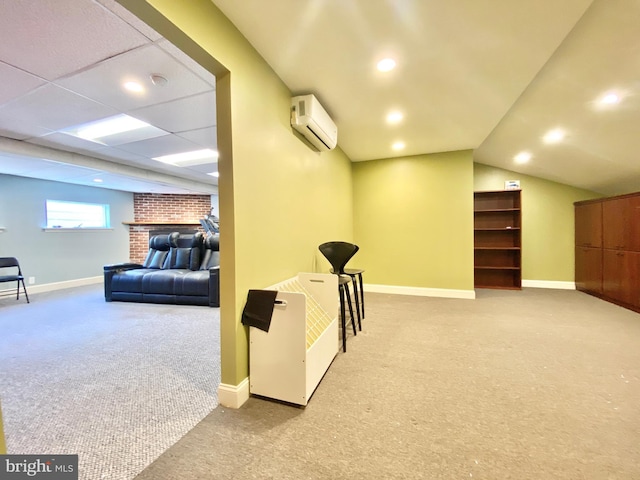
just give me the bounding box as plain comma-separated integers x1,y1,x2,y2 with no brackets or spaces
212,0,639,195
1,0,638,196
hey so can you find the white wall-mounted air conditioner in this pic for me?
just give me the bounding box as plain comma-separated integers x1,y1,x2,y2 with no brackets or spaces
291,94,338,151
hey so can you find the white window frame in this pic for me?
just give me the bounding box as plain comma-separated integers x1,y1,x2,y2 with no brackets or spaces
44,200,111,230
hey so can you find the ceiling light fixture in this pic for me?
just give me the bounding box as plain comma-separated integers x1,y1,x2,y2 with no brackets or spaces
386,111,403,124
124,81,144,93
514,151,532,164
62,114,167,146
600,92,620,105
543,128,565,144
74,114,151,142
377,58,396,72
153,149,219,166
93,178,103,183
207,172,220,177
392,141,405,151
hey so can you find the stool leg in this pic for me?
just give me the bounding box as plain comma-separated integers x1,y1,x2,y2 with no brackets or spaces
350,275,362,331
358,273,364,319
345,283,356,336
339,285,347,352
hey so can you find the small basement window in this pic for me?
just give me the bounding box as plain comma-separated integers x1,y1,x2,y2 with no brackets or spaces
45,200,110,229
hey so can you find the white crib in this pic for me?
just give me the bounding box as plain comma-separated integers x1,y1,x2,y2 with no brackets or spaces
249,273,339,405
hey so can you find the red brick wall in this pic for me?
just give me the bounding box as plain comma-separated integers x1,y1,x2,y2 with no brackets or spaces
128,193,211,263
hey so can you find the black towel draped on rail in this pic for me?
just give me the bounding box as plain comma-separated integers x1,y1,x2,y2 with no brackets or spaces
241,289,279,332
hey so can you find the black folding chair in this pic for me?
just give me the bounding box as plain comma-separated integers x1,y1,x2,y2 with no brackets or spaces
0,257,30,303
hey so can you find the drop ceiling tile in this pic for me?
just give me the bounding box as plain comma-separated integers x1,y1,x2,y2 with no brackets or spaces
0,84,118,132
185,162,218,174
176,127,218,150
112,133,203,158
0,62,47,105
158,39,217,87
27,132,107,153
0,124,51,141
56,44,214,111
96,0,164,42
130,91,217,133
0,0,149,80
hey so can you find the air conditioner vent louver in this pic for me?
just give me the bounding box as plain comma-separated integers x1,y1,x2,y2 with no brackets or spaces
291,94,337,151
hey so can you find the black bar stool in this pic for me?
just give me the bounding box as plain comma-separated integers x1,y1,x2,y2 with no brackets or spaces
318,241,360,352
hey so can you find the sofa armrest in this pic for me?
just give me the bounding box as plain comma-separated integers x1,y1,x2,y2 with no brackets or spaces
208,266,220,307
104,263,143,272
103,263,143,301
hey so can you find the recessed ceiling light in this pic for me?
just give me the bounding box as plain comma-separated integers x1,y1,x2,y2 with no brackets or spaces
377,58,396,72
543,128,565,144
600,92,620,105
392,141,405,151
207,172,220,177
93,178,103,183
514,151,532,164
386,111,403,124
124,81,144,93
153,149,219,166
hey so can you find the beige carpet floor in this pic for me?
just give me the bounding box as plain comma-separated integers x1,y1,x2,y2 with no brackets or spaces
0,285,220,480
135,288,640,480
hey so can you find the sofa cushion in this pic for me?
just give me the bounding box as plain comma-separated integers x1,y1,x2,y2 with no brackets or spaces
142,269,185,295
200,235,220,270
167,232,203,270
111,269,155,292
143,233,177,269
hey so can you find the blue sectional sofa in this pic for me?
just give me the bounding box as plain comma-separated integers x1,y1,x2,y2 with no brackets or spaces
104,232,220,307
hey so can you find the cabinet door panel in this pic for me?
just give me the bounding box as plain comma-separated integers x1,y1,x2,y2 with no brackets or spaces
628,196,640,252
603,250,640,307
575,246,602,294
603,198,630,250
575,202,602,247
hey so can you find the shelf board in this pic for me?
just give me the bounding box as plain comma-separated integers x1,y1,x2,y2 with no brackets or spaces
474,247,521,251
474,227,520,231
474,208,521,213
475,285,522,291
474,266,521,270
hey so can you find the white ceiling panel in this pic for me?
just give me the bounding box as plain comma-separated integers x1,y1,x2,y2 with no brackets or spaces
112,134,204,158
0,62,46,105
158,40,217,88
0,0,149,81
130,91,216,133
176,127,218,150
55,44,214,112
28,132,109,153
0,84,119,134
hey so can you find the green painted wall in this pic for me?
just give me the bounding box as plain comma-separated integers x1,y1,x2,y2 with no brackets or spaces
123,0,353,386
353,151,475,291
474,163,601,282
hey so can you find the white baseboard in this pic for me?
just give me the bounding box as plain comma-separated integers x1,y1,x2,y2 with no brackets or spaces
218,377,249,409
364,283,476,300
522,279,576,290
0,275,103,295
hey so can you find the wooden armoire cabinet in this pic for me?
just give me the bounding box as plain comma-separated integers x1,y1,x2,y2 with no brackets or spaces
575,192,640,312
